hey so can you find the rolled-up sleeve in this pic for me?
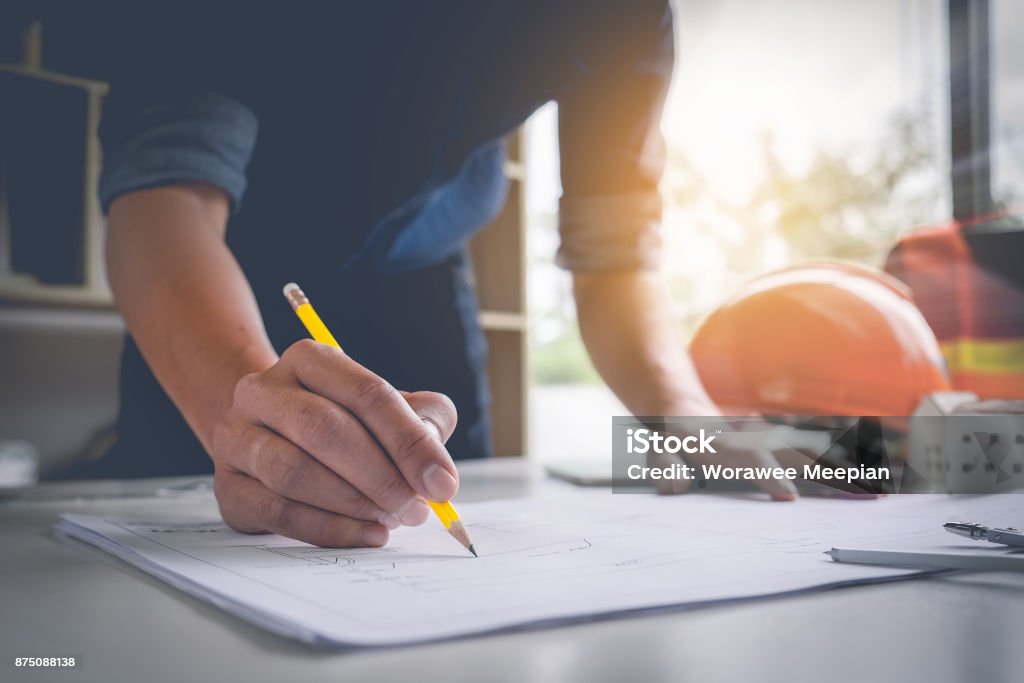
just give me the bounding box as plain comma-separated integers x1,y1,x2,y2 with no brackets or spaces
556,192,663,271
98,92,258,213
556,0,673,272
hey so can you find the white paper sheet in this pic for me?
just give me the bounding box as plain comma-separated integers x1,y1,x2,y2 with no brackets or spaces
56,491,1024,646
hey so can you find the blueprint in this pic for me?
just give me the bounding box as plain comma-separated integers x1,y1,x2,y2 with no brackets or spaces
56,491,1024,646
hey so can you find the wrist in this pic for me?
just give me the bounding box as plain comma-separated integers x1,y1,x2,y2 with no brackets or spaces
197,342,278,446
234,341,279,378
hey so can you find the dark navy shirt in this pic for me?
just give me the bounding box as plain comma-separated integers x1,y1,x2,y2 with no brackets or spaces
96,1,672,275
65,1,673,475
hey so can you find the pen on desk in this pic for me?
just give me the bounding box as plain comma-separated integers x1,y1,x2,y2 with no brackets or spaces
283,282,477,558
825,547,1024,572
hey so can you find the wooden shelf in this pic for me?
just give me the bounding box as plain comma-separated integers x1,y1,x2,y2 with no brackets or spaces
0,64,108,96
469,131,528,457
0,64,108,309
478,310,527,331
482,327,528,459
502,160,526,183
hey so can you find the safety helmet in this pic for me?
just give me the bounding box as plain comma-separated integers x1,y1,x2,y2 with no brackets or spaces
690,261,951,418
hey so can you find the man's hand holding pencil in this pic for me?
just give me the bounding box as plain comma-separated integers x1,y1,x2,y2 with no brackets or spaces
211,328,462,550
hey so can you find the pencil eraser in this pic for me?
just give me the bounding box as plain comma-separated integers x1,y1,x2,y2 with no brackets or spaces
283,282,300,297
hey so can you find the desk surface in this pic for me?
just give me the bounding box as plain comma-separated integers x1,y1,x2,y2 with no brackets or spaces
3,459,1023,683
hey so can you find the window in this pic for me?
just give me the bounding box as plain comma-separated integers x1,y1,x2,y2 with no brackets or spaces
526,0,1014,462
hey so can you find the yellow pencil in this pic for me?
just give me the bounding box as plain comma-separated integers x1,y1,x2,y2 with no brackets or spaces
283,282,477,557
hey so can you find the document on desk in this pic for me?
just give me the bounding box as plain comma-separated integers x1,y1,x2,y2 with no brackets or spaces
56,492,1023,646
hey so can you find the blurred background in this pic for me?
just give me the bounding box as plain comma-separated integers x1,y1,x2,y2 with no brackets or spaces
527,0,1024,464
1,0,1021,477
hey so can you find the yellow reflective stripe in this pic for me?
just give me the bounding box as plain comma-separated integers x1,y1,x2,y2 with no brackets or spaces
941,339,1024,374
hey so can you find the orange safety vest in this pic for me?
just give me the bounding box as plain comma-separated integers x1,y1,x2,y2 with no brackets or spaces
885,216,1024,399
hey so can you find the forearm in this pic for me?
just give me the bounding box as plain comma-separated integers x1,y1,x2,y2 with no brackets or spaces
572,270,718,417
105,184,278,450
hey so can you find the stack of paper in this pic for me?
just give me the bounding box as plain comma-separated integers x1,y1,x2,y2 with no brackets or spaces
57,491,1022,646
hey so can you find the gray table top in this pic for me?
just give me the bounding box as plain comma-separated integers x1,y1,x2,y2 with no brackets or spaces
2,459,1023,683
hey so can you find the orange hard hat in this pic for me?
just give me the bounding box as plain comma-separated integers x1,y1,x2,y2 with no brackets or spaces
690,261,951,417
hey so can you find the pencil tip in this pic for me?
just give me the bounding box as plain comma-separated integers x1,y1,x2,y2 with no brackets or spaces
448,520,477,557
823,550,832,556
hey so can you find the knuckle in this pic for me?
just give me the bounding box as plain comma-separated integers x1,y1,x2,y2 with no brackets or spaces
393,425,433,464
330,481,379,520
429,392,458,422
285,338,321,361
352,374,399,409
247,428,279,474
367,471,409,506
300,403,349,449
250,489,290,532
274,458,310,497
413,391,459,435
352,497,381,522
233,372,263,405
260,494,293,529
